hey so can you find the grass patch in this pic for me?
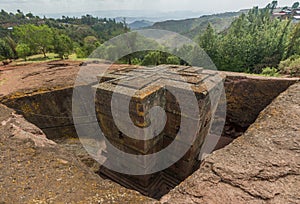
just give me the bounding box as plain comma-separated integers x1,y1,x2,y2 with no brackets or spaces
11,53,87,66
260,67,280,77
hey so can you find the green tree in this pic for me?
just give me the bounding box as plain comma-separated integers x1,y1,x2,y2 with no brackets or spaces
14,24,54,58
16,9,25,20
198,23,219,62
141,51,162,66
16,43,31,60
83,35,100,56
53,34,74,59
212,5,291,73
0,39,14,60
285,23,300,58
292,2,300,9
166,55,180,65
75,47,86,59
4,36,17,58
25,12,34,19
267,1,278,13
174,45,194,66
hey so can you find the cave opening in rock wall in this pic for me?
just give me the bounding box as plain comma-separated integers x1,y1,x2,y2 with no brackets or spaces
0,67,297,200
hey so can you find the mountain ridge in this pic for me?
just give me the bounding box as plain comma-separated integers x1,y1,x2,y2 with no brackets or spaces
147,11,245,39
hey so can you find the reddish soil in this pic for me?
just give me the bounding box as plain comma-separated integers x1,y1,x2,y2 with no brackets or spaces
0,60,137,97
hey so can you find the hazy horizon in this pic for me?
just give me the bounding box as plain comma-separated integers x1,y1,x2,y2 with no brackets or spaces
1,0,298,18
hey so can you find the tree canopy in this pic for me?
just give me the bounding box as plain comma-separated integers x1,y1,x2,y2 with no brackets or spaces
197,4,298,73
0,3,299,75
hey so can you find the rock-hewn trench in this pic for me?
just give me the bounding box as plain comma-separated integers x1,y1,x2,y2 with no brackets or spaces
0,70,298,200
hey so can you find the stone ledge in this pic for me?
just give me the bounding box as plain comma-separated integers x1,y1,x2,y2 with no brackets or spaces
0,104,156,203
161,82,300,204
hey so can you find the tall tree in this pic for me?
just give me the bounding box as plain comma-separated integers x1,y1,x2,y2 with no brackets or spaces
285,23,300,58
292,2,300,9
14,24,54,58
267,1,278,13
141,51,162,66
208,4,291,73
0,39,14,60
198,23,219,62
81,35,100,57
53,34,74,59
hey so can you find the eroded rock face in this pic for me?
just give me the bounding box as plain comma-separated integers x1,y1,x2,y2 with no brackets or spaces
224,73,298,129
0,61,137,140
0,63,297,143
0,62,299,201
0,87,76,139
161,82,300,204
0,104,155,203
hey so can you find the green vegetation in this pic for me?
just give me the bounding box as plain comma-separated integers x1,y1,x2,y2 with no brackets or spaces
53,34,73,59
196,2,300,74
285,23,300,58
116,2,300,74
0,10,128,62
279,55,300,76
113,1,300,75
16,43,30,60
150,12,241,39
261,67,280,77
0,1,299,77
0,38,14,60
14,24,54,58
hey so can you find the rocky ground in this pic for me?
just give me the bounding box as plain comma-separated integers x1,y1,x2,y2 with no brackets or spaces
0,61,299,203
161,82,300,203
0,104,155,203
0,60,135,97
0,61,81,97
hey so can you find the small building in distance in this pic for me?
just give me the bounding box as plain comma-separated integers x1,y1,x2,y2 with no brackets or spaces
293,8,300,22
272,10,290,20
272,8,292,20
272,7,300,22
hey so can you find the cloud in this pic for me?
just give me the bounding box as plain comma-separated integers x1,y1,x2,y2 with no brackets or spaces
0,0,297,15
1,0,27,3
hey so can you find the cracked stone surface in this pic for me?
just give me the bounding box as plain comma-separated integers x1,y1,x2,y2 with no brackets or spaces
161,82,300,204
0,104,156,203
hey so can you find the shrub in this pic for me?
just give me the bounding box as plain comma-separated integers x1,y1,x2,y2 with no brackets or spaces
166,56,180,65
261,67,279,77
279,55,300,77
16,43,31,60
131,58,142,65
75,47,87,58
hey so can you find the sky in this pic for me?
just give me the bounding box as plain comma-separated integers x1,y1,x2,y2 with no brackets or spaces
0,0,298,16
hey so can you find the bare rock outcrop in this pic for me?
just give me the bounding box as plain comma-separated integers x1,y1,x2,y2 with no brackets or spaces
161,82,300,203
0,104,155,203
1,62,299,203
224,73,298,129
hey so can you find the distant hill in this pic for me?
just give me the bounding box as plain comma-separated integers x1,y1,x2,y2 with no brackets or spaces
148,12,243,39
44,10,207,24
129,20,154,30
